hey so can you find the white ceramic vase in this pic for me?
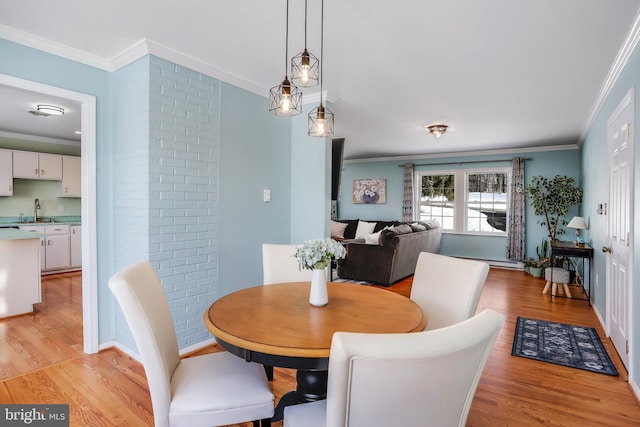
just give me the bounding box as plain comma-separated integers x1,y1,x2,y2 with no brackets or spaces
309,268,328,306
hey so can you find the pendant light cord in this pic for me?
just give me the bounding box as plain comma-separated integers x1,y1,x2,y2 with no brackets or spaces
319,0,324,104
304,0,308,47
285,0,290,76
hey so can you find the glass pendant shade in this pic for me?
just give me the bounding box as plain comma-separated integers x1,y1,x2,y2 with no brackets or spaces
308,103,334,137
291,49,319,87
269,77,302,116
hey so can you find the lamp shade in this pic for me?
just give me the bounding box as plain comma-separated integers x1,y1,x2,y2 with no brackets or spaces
567,216,587,230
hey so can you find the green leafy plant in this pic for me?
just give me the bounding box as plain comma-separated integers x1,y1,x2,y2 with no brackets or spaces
526,175,583,241
537,238,549,263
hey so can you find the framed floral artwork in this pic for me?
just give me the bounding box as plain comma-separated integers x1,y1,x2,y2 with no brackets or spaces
353,178,386,204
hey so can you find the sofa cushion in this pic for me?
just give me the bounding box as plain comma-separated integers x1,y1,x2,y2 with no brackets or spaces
409,223,427,232
418,219,441,230
373,221,401,232
379,224,413,246
365,231,382,245
330,220,349,240
337,219,360,239
355,221,377,239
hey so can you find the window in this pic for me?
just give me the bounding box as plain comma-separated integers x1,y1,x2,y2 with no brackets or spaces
416,168,509,235
418,174,456,230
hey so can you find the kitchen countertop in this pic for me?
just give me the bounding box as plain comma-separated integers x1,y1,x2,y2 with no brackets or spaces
0,216,82,228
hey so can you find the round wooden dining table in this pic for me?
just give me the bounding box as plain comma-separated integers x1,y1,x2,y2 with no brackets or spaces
204,281,427,421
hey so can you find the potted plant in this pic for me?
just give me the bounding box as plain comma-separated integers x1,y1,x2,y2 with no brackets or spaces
526,175,583,242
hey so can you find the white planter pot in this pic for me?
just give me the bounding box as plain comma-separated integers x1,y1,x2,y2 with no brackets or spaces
309,269,328,306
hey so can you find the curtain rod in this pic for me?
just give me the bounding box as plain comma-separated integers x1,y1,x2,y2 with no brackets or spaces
399,157,532,167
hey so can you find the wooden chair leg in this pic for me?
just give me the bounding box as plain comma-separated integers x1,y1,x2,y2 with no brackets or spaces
563,283,572,298
551,282,558,297
542,281,551,294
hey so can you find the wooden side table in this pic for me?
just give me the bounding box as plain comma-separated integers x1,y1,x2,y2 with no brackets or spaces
549,241,594,306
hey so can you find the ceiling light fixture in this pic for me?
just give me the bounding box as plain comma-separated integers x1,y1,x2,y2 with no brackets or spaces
269,0,302,116
308,0,334,138
291,0,319,87
427,124,448,137
29,104,65,117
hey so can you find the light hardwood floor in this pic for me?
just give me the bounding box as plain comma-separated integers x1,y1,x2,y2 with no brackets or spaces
1,269,639,426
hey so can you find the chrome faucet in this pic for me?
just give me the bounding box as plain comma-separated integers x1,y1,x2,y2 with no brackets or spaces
34,198,40,222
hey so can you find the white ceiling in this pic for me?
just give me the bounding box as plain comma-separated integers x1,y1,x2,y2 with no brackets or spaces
1,0,639,160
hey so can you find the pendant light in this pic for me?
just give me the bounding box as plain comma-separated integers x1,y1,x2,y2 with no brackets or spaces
308,0,334,137
269,0,302,116
291,0,319,87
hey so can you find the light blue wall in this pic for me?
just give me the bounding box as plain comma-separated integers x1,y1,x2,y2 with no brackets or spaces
582,38,640,384
111,56,151,350
290,102,332,243
218,82,292,295
338,149,581,262
0,38,114,343
0,39,295,351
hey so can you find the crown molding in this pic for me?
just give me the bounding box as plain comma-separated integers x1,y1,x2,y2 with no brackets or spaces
0,24,112,70
343,144,579,163
0,25,269,98
581,9,640,143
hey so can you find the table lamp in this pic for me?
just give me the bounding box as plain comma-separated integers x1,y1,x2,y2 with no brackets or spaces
567,216,587,244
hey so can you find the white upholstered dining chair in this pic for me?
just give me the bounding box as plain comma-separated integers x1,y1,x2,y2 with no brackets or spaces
283,309,504,427
410,252,490,331
108,261,274,427
262,243,314,284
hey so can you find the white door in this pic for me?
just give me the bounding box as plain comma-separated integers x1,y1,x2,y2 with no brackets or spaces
606,88,634,370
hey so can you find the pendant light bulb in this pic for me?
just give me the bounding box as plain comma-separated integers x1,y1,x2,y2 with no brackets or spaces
291,0,319,87
300,50,311,84
308,0,334,137
269,0,302,116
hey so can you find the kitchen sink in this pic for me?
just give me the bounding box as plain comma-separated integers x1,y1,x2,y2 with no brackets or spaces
25,218,55,224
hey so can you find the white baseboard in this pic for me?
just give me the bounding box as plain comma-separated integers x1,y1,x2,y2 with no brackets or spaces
101,337,218,361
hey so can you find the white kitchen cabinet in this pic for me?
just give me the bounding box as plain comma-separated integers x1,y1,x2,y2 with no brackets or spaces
0,149,13,196
13,150,63,180
60,155,81,197
70,225,82,267
19,225,46,270
44,225,70,270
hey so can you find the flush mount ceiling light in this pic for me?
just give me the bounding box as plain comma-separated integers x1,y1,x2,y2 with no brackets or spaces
269,0,302,116
291,0,319,87
308,0,334,137
426,124,448,138
29,104,65,117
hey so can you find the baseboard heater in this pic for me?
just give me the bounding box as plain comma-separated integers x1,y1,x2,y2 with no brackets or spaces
454,257,524,270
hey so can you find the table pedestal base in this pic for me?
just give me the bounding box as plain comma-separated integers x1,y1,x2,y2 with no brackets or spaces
273,369,328,421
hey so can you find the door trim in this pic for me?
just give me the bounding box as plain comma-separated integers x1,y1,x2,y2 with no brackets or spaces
0,74,98,354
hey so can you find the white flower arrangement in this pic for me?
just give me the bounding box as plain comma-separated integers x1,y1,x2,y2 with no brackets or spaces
294,238,347,270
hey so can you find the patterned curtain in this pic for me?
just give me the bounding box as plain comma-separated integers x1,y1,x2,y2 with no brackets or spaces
402,163,414,222
506,157,526,260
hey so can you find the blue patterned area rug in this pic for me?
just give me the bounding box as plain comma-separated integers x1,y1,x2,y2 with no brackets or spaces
511,317,618,376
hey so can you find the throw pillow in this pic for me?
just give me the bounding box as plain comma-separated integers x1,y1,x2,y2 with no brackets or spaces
330,220,348,240
365,230,382,245
354,220,376,239
364,226,390,245
409,222,427,232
